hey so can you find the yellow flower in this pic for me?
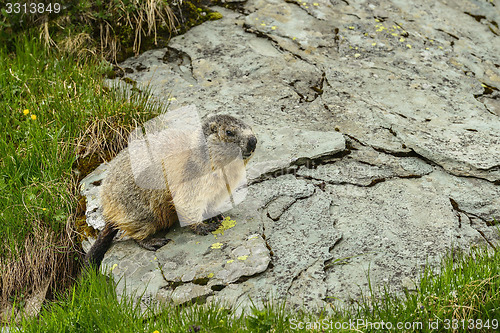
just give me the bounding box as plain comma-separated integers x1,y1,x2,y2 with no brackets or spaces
23,109,29,115
152,331,160,333
31,114,37,120
42,208,47,211
237,255,248,260
207,273,214,278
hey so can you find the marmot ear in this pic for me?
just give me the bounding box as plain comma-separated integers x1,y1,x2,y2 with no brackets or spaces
210,122,218,133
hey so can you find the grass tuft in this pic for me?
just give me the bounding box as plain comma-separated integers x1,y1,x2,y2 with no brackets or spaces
0,35,165,319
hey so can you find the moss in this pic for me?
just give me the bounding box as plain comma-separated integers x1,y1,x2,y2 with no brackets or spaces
208,12,223,20
74,196,98,240
121,77,137,85
171,1,223,34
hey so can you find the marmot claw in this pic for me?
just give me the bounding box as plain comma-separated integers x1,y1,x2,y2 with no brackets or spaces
136,237,172,251
190,215,224,235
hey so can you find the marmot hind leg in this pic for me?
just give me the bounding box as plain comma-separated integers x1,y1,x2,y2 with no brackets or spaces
190,214,224,235
136,237,172,251
85,224,119,268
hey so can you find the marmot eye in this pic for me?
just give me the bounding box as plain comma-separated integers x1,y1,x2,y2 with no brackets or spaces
226,130,235,137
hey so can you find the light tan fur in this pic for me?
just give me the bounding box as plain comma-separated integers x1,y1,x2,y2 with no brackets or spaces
99,114,256,241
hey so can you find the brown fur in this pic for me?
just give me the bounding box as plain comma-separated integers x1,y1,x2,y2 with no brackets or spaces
85,114,257,267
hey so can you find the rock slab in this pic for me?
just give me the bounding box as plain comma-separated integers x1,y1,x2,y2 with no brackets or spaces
82,0,500,312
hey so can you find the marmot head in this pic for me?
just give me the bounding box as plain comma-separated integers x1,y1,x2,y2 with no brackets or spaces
202,115,257,166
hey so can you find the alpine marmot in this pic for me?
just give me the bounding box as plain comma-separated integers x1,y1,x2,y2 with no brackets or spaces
85,114,257,267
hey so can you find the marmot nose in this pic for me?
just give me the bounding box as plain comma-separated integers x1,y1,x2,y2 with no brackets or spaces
247,136,257,152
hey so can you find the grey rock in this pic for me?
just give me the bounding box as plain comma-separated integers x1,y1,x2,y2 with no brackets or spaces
165,283,213,305
79,162,108,231
82,0,500,313
323,173,495,306
401,277,417,291
155,232,270,285
247,129,345,181
266,196,296,220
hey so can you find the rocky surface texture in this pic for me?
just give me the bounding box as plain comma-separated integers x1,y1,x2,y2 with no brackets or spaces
82,0,500,312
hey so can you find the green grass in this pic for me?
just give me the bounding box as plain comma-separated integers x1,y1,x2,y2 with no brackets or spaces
0,35,166,308
14,243,500,332
0,35,162,249
354,244,500,331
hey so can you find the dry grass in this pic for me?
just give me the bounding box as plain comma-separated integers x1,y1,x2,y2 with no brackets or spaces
0,112,141,322
123,0,178,56
38,0,178,62
0,109,158,322
0,221,81,322
76,115,134,162
58,32,96,60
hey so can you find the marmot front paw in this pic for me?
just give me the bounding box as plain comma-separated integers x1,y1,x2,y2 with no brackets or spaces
190,214,224,235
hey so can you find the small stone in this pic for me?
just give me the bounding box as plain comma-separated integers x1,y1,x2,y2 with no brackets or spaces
401,277,417,291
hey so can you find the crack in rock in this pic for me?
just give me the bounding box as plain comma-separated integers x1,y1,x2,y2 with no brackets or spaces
286,72,326,103
262,190,342,306
247,128,346,183
242,23,312,64
449,198,498,250
162,46,196,85
296,142,434,187
85,0,500,313
372,144,500,185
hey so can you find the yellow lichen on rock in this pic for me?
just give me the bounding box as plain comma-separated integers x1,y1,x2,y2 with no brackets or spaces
212,216,237,238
